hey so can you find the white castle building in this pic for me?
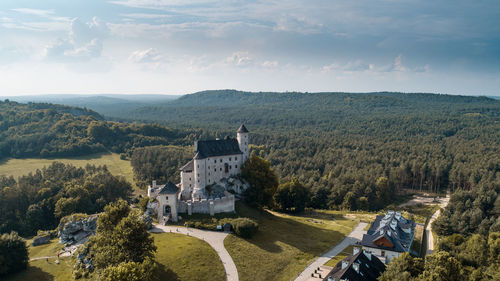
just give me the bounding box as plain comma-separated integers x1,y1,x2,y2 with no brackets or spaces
148,125,250,223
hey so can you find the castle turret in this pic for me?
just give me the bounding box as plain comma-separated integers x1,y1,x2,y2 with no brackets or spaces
237,124,249,162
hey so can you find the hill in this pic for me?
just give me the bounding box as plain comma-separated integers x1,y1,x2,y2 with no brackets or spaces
0,100,187,159
2,94,179,118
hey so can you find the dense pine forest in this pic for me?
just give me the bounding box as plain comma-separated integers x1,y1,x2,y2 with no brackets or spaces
106,91,500,212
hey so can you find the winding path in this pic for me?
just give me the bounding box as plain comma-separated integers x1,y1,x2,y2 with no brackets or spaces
425,192,450,255
150,224,239,281
293,222,368,281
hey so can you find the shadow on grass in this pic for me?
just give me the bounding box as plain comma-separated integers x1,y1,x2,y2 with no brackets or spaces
234,203,349,255
157,261,180,281
4,266,54,281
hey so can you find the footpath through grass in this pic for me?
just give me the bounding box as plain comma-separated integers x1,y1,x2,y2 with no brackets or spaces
224,204,359,281
0,152,142,194
6,233,225,281
153,232,226,281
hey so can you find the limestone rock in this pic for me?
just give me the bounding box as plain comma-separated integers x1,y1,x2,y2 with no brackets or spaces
32,234,51,246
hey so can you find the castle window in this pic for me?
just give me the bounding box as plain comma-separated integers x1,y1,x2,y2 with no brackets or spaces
235,157,238,160
189,177,191,180
230,165,232,169
165,196,168,200
235,165,238,168
189,184,191,187
197,165,199,168
224,163,229,173
208,173,210,176
209,179,211,183
197,174,199,177
214,168,216,172
208,166,210,169
220,159,222,163
198,179,200,182
220,168,222,171
229,157,232,161
214,159,216,163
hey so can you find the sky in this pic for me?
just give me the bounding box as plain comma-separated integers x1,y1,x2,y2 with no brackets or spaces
0,0,499,96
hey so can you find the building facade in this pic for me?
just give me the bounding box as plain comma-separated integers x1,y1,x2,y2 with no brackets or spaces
148,125,250,223
361,211,416,264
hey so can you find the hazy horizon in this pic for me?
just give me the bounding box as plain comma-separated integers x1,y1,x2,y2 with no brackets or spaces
1,1,499,96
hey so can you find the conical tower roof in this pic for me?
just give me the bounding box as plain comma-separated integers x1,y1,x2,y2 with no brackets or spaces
237,124,249,133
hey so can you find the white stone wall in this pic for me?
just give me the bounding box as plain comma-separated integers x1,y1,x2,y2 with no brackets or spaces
193,158,207,199
237,132,249,162
361,246,401,264
180,170,194,200
204,155,243,186
157,194,178,222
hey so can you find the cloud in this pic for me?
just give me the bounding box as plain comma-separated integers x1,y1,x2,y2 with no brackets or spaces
129,48,163,63
44,17,109,61
262,60,278,68
225,51,253,67
274,14,324,34
11,8,54,17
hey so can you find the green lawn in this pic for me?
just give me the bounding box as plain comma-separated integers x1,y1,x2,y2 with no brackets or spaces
224,204,360,281
0,152,143,194
6,239,73,281
324,245,356,267
7,233,225,281
153,233,226,281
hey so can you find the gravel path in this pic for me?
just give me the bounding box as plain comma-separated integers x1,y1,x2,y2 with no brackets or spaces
151,224,239,281
426,192,450,255
293,222,368,281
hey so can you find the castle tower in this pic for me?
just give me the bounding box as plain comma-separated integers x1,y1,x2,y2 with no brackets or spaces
237,124,249,162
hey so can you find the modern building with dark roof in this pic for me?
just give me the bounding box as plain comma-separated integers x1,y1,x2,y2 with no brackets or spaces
361,211,416,264
308,247,386,281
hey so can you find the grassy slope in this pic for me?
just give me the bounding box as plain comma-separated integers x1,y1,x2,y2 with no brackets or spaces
224,204,359,281
6,233,225,281
0,152,142,194
153,233,225,281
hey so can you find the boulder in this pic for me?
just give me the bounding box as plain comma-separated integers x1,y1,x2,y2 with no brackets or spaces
32,234,51,246
59,214,98,244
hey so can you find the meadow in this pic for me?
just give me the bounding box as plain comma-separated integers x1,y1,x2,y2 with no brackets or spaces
223,204,360,281
0,152,143,194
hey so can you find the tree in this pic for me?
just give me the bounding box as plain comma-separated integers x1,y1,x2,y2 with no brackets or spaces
241,154,279,207
99,258,158,281
378,253,424,281
231,218,259,238
84,200,158,279
274,178,309,213
375,177,391,209
0,232,28,276
419,251,464,281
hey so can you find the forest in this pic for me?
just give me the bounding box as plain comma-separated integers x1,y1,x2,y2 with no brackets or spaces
0,162,132,236
0,100,187,159
110,90,500,212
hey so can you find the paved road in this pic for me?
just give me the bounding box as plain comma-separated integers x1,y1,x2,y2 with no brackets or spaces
151,224,239,281
426,193,450,255
293,222,368,281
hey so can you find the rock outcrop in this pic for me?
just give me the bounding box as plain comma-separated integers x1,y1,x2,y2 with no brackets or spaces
32,234,51,246
59,214,98,244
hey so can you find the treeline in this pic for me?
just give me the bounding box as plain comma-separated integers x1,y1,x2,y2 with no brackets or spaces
0,100,188,159
0,162,132,236
130,145,192,186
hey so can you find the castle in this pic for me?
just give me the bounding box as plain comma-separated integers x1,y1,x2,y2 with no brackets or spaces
148,125,250,223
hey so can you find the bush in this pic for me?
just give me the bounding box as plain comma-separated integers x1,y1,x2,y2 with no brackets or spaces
232,218,259,238
0,232,29,276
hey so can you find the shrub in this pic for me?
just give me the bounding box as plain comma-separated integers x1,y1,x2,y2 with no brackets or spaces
232,218,259,238
0,232,29,276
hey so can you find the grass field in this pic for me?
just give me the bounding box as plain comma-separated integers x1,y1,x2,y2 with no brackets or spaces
324,245,356,267
6,239,73,281
0,152,143,194
6,233,225,281
153,233,226,281
224,204,360,281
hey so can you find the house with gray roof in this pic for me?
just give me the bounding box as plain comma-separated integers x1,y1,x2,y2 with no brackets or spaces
308,247,386,281
361,211,416,264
